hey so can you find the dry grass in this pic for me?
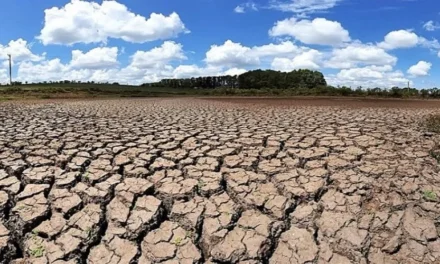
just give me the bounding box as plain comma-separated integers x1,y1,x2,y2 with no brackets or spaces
422,114,440,133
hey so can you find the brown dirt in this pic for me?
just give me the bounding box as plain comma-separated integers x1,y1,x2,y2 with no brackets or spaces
204,96,440,108
1,97,440,264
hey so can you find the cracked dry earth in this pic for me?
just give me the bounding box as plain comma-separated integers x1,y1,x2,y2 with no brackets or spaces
1,98,440,264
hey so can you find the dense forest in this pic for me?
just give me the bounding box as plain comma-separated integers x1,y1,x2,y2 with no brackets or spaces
144,69,327,89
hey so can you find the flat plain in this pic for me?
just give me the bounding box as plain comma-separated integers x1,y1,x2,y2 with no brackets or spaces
1,97,440,264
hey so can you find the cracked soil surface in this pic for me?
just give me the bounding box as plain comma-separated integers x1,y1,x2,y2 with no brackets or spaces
1,97,440,263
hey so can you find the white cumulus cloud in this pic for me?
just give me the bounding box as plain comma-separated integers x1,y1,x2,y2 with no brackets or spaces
325,43,397,69
327,65,411,88
205,40,317,69
172,65,245,78
0,39,44,62
15,41,190,85
269,17,350,46
130,41,187,69
70,47,119,69
271,50,322,71
223,68,247,76
249,41,306,57
378,30,419,50
15,41,186,84
17,59,69,83
0,69,8,84
205,40,260,67
38,0,188,45
172,65,218,78
407,61,432,77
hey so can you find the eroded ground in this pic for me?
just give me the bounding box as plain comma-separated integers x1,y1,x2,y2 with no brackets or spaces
1,98,440,264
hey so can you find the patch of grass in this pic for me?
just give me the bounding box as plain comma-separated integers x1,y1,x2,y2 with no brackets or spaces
423,190,437,201
173,236,183,246
38,94,52,99
16,204,30,211
197,179,206,189
82,172,90,181
430,149,440,163
423,114,440,133
85,227,96,243
85,227,91,236
29,244,45,258
1,87,23,94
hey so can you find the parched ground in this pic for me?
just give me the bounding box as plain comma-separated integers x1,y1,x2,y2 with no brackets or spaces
1,97,440,264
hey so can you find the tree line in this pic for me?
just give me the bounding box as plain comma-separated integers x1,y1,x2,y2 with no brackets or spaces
143,69,327,89
143,69,440,98
2,68,440,99
0,80,121,86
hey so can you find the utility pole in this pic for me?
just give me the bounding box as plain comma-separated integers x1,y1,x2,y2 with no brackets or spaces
7,54,12,85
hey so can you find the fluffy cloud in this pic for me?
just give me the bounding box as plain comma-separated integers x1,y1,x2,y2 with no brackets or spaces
325,44,397,68
70,47,119,69
271,50,322,71
327,65,410,88
17,59,69,82
130,41,186,69
38,0,188,45
172,65,217,78
205,40,320,69
223,68,247,76
407,61,432,77
269,0,342,14
15,41,188,84
269,17,350,46
234,2,258,13
423,21,440,31
0,69,8,84
172,65,245,78
14,41,199,84
325,43,397,69
249,41,306,57
14,38,264,84
0,39,44,62
205,40,260,67
378,30,419,50
336,65,391,80
16,59,152,85
18,46,124,82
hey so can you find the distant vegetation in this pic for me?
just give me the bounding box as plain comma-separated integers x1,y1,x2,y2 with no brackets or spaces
1,69,440,100
423,114,440,133
145,69,327,90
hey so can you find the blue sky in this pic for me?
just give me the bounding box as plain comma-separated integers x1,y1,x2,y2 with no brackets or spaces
0,0,439,88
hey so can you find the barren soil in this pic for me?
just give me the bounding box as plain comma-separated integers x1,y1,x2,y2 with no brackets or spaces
1,97,440,264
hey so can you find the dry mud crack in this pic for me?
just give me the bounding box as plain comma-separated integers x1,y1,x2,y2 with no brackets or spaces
1,97,440,263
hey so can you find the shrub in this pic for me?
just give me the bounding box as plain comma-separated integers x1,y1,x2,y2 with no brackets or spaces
422,190,437,201
1,87,23,94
